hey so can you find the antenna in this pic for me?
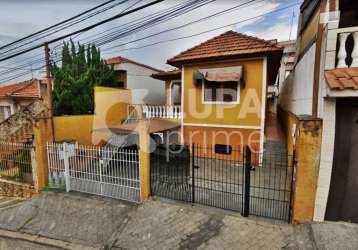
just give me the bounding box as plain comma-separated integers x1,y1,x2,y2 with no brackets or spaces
288,9,295,41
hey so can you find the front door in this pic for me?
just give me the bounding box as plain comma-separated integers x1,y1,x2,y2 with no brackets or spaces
326,98,358,223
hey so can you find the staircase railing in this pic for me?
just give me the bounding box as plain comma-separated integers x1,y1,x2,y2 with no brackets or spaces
0,99,48,142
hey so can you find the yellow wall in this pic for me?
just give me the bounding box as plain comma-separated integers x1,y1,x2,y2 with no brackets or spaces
92,86,132,145
277,106,298,156
293,119,322,224
33,118,53,190
54,115,94,145
53,87,132,146
94,86,131,127
183,59,264,127
278,106,322,224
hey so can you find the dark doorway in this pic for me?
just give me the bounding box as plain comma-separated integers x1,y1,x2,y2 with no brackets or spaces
326,98,358,223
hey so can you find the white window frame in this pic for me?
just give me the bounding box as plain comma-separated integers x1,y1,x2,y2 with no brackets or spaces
201,80,241,105
0,105,11,120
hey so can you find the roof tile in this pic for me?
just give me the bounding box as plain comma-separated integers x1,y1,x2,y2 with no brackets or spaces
167,31,283,66
325,67,358,90
0,79,40,98
105,56,162,72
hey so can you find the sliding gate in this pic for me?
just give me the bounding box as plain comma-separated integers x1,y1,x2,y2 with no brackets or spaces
151,144,295,222
47,142,141,203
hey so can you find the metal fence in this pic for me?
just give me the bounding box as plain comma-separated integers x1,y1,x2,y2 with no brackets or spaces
0,141,34,185
151,144,295,222
247,149,295,221
47,142,141,203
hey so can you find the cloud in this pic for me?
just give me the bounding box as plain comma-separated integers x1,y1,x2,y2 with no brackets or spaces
0,0,300,84
246,21,298,42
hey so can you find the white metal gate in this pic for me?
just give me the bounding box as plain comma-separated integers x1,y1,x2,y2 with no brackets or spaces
47,142,140,203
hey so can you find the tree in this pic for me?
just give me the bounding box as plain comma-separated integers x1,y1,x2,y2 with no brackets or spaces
51,41,116,116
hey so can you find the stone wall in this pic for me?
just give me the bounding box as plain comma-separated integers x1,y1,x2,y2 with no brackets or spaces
0,179,36,199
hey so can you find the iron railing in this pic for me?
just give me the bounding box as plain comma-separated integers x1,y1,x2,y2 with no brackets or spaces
151,144,295,222
47,142,141,203
0,141,34,185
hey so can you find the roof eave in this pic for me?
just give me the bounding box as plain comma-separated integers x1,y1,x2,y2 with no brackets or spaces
151,72,182,81
167,50,283,67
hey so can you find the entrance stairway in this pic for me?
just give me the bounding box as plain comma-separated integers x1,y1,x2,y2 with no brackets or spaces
0,100,48,143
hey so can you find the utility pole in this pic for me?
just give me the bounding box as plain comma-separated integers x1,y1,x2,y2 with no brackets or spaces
44,43,55,141
44,43,53,118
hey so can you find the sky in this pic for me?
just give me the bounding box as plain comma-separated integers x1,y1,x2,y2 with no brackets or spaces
0,0,301,84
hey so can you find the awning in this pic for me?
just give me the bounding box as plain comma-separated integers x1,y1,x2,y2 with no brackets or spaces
196,66,243,82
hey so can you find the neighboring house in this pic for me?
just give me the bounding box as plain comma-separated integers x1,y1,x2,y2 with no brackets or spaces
106,56,165,105
151,69,182,106
151,31,283,152
279,0,358,223
276,41,296,96
0,78,43,122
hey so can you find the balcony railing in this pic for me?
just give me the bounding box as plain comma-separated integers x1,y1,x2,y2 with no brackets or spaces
129,105,182,120
327,27,358,69
337,30,358,68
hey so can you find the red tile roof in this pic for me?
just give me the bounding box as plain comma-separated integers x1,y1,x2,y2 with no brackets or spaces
0,79,41,98
325,68,358,90
105,56,162,72
151,69,181,81
167,31,283,66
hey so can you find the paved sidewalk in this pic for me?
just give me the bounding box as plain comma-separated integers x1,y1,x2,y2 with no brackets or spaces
0,229,95,250
112,198,312,250
0,192,357,249
0,191,136,248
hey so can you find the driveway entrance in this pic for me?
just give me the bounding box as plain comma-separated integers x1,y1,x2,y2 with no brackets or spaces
151,143,295,222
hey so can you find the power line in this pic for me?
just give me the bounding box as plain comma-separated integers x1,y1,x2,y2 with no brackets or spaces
0,0,119,51
70,0,145,41
47,0,214,60
0,0,211,78
101,0,262,52
102,2,300,53
78,0,216,47
0,1,300,84
0,0,132,57
0,0,166,62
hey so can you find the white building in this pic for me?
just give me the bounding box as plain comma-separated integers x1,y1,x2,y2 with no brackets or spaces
279,0,358,223
106,56,165,104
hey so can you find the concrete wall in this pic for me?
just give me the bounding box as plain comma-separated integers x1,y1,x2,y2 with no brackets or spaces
114,63,165,105
92,87,132,145
297,9,320,56
280,44,316,116
53,87,132,146
277,106,299,157
278,107,323,224
314,98,336,222
54,115,94,145
183,59,264,128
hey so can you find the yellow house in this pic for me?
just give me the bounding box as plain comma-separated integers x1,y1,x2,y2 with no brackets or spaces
152,31,283,152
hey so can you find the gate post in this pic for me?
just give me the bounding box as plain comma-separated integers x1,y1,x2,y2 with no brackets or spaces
243,146,252,217
138,120,151,202
191,144,195,203
30,148,39,192
63,143,70,192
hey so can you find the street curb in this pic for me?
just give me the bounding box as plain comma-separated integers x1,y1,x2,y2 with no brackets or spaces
0,229,96,250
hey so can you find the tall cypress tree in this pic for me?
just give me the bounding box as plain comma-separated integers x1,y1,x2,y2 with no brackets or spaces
51,41,116,116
